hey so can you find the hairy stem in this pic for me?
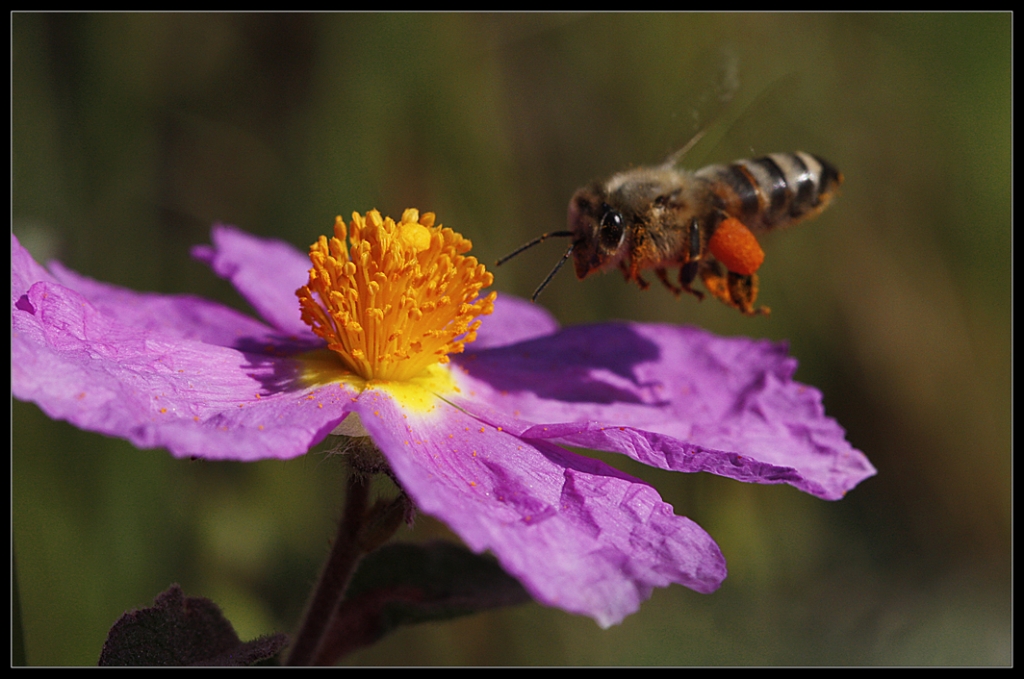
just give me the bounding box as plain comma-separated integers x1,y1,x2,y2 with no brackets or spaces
286,463,370,665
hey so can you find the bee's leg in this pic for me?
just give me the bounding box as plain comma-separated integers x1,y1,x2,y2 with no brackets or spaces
678,261,704,301
620,259,650,290
726,271,769,316
678,217,706,300
698,215,769,315
699,261,767,315
656,268,683,296
699,260,734,308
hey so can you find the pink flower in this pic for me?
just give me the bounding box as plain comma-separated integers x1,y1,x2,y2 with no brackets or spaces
12,210,875,628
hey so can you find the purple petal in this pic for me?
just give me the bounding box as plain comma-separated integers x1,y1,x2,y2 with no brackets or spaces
351,391,726,627
13,237,353,461
452,322,875,500
191,225,314,338
472,294,559,349
45,259,288,348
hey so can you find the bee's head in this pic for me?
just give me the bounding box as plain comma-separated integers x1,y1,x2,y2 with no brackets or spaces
568,184,628,279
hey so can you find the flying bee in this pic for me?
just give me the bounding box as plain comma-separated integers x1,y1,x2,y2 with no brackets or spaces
497,148,843,315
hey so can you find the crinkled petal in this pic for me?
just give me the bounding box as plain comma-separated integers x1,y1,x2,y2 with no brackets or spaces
452,322,875,500
44,259,292,348
191,224,315,338
12,236,353,461
350,390,726,628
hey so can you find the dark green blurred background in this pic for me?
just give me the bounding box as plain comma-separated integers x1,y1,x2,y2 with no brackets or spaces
13,14,1010,665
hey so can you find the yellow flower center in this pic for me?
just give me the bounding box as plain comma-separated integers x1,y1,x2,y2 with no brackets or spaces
297,209,496,382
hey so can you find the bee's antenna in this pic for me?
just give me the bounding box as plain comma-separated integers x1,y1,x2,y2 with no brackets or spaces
496,231,573,267
531,243,574,302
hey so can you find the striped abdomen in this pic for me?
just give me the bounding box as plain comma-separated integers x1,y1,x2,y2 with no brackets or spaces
695,152,843,232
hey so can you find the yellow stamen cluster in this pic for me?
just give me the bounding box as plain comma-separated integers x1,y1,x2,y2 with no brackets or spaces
297,209,496,382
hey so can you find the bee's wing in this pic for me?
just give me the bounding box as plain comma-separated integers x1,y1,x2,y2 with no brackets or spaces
659,45,741,169
661,128,711,169
663,71,798,171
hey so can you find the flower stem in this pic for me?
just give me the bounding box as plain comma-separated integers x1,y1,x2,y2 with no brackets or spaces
286,461,370,666
309,492,410,665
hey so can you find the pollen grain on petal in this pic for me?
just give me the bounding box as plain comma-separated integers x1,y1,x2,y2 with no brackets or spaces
297,210,495,382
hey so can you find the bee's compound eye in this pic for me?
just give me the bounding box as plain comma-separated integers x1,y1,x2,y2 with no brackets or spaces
598,204,625,249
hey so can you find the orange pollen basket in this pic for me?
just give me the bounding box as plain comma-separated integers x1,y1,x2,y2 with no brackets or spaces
707,217,765,276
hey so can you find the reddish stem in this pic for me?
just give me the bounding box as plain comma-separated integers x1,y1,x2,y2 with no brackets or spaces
286,470,369,666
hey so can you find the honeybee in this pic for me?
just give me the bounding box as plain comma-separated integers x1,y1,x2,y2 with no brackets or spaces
498,148,843,315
